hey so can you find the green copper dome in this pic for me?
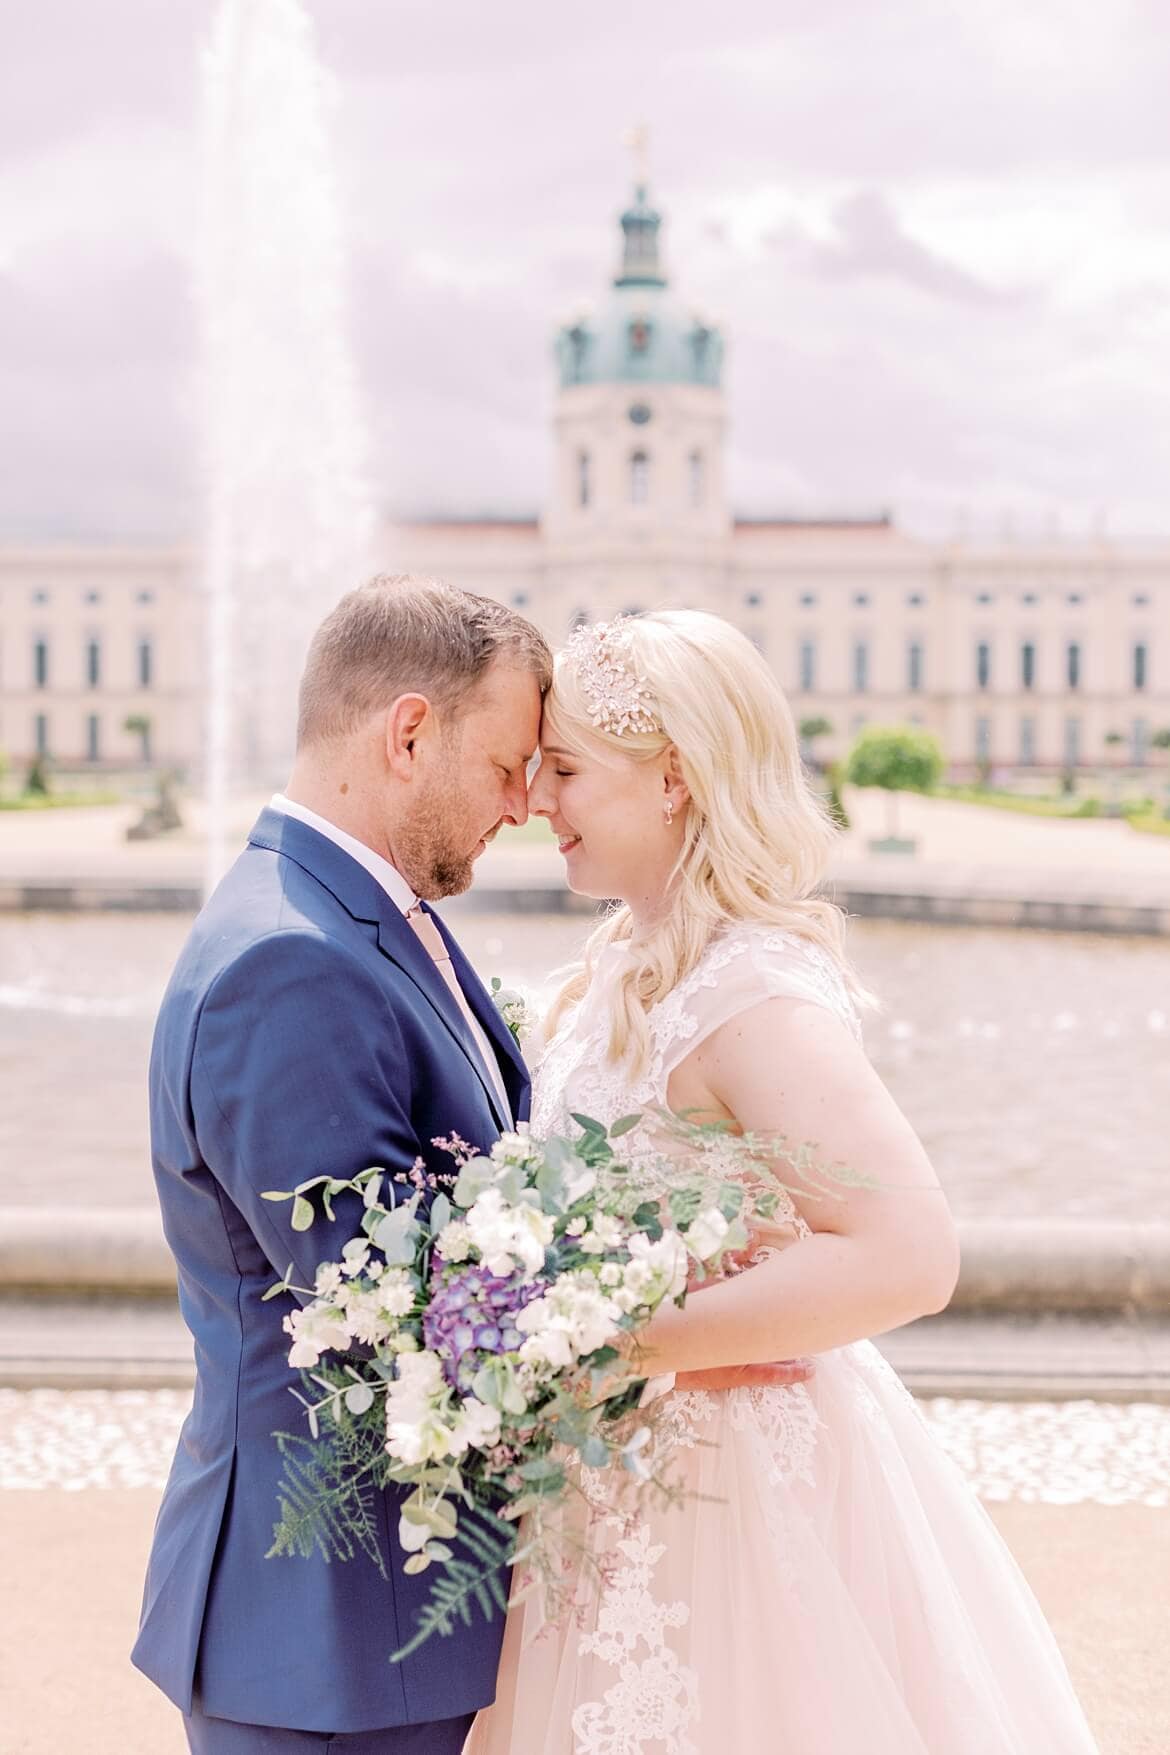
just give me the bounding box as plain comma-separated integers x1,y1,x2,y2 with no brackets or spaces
556,184,724,390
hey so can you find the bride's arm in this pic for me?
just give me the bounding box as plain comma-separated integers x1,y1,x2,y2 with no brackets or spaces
629,995,961,1375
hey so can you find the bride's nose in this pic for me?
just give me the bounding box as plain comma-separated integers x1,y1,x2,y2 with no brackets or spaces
527,761,555,817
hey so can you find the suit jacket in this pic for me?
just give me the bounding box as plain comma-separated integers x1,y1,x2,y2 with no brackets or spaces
131,807,530,1732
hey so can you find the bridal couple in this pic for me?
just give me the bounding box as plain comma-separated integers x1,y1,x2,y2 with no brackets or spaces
133,575,1100,1752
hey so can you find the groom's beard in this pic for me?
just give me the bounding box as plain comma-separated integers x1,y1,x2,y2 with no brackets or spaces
396,771,482,900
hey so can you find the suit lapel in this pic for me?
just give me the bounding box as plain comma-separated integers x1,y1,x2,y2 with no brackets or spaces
247,808,511,1130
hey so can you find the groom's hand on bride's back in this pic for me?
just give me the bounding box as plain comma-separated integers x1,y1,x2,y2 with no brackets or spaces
673,1358,816,1391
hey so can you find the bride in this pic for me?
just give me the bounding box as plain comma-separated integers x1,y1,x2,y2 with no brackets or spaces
465,611,1099,1754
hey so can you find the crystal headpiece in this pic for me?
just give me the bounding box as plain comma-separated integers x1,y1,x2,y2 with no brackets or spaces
564,616,663,737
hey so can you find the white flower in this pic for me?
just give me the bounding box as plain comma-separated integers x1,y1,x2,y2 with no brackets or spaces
466,1187,554,1281
449,1396,503,1455
435,1218,472,1263
343,1288,398,1347
686,1207,731,1262
621,1231,689,1307
564,1216,588,1237
599,1262,623,1287
384,1351,457,1464
515,1270,623,1369
489,1126,540,1170
517,1327,576,1374
579,1213,627,1255
283,1299,352,1369
341,1238,371,1277
378,1269,417,1318
314,1261,344,1297
491,988,538,1049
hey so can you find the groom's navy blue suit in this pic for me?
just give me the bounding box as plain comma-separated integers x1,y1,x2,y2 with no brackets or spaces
132,808,530,1746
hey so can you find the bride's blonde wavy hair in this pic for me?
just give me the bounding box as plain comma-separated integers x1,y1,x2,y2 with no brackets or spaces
543,609,879,1073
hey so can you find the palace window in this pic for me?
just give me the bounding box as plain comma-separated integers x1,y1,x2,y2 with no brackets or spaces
907,592,925,607
630,451,649,505
853,639,869,694
86,713,101,763
1134,641,1148,692
138,638,154,689
688,450,704,507
976,641,991,691
1019,716,1036,766
577,450,591,509
33,638,48,689
1020,641,1036,691
745,591,762,608
799,639,816,692
1066,641,1081,691
975,716,992,760
1064,715,1081,768
907,640,924,693
1133,718,1149,767
34,713,49,756
86,637,101,689
799,592,817,608
853,593,870,608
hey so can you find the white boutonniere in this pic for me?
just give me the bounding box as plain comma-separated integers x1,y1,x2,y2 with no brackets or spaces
490,977,538,1051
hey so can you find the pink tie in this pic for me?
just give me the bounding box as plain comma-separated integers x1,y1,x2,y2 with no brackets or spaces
407,907,511,1120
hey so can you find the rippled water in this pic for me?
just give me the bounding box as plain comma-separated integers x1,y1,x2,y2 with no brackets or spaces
6,912,1168,1218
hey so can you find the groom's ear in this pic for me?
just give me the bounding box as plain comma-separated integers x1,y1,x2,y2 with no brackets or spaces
384,693,433,776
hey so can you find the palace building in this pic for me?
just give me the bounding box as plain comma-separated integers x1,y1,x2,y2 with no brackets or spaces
1,182,1166,779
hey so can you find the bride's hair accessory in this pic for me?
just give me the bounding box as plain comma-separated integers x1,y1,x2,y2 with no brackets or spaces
564,616,662,737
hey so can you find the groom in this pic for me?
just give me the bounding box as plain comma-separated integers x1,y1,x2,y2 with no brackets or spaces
133,574,813,1752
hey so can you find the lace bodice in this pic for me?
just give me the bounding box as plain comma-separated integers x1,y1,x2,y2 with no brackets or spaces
531,923,863,1144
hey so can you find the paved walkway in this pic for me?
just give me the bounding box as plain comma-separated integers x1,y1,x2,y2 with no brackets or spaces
1,1484,1165,1753
2,786,1168,896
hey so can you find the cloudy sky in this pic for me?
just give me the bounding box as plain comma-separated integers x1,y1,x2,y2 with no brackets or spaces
2,0,1168,542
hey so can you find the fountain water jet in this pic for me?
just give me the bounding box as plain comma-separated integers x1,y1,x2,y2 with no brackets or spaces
200,0,373,895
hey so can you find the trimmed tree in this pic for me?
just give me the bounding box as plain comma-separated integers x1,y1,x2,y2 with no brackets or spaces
845,725,944,843
798,715,834,775
124,712,153,764
1153,727,1170,818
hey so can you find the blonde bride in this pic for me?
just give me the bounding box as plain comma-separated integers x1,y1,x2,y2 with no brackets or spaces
465,611,1099,1755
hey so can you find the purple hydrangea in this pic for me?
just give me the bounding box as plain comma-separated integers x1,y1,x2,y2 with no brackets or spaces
423,1262,546,1392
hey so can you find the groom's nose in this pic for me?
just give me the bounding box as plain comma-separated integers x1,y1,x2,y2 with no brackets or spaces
501,769,529,827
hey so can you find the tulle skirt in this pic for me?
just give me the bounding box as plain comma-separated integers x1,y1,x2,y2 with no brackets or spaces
464,1340,1099,1754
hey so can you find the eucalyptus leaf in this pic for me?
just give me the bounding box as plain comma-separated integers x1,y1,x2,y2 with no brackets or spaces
291,1196,315,1232
344,1382,375,1416
429,1193,452,1235
580,1436,611,1469
609,1113,642,1138
261,1190,292,1202
403,1552,432,1575
261,1280,288,1302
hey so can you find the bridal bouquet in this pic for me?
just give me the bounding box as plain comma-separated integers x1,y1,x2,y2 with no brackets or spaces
260,1113,803,1661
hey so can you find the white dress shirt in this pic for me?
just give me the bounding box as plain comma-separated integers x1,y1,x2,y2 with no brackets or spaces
269,793,512,1121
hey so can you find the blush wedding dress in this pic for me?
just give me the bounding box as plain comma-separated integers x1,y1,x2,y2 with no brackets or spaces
464,924,1100,1754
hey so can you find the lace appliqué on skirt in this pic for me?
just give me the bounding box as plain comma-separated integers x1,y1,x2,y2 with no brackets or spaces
570,1522,701,1755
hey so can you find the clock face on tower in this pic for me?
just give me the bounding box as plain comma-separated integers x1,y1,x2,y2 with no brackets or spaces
628,403,652,425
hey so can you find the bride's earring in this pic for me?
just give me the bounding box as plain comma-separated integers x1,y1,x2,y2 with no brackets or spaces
664,799,675,827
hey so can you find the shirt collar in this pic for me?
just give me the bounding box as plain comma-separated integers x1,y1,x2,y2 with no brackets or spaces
269,793,419,917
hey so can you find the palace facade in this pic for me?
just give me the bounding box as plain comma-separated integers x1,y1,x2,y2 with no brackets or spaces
2,183,1166,779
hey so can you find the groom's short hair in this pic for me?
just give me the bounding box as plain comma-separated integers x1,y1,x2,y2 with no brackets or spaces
297,573,552,747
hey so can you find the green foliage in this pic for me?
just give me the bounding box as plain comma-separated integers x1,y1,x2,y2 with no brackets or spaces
845,725,944,794
267,1413,391,1576
24,755,50,796
389,1507,518,1663
823,761,850,830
